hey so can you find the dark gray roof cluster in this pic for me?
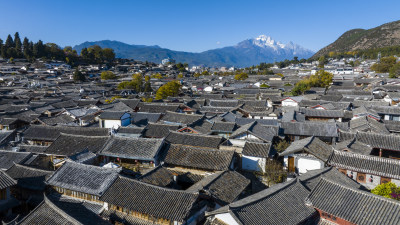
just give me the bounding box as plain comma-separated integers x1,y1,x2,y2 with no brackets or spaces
100,176,199,222
281,121,338,137
328,150,400,180
164,144,234,171
0,150,32,170
187,170,250,205
242,141,272,158
143,122,180,138
46,161,121,196
280,136,333,161
45,133,109,156
300,108,344,118
99,136,164,161
0,170,17,189
6,163,53,191
161,111,204,125
208,179,316,225
306,178,400,225
230,121,278,142
23,125,109,141
18,195,110,225
165,131,224,148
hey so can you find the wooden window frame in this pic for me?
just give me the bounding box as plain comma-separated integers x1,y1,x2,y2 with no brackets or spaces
356,172,366,183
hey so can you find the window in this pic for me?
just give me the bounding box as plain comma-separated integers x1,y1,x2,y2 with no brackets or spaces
381,177,391,184
357,173,366,183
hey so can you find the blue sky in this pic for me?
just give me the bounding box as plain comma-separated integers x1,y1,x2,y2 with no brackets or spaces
0,0,399,52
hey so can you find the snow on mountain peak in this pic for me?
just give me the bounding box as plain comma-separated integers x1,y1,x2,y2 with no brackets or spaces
253,35,285,49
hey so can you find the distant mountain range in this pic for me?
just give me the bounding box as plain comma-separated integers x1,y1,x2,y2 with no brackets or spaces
313,20,400,58
73,35,314,67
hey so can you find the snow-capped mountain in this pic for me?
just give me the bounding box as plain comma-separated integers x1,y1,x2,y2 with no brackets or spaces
235,35,314,58
253,35,286,50
73,35,314,67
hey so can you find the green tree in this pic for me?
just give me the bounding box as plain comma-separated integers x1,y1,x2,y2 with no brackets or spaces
102,48,115,62
371,56,397,73
151,73,163,79
4,34,13,49
201,70,210,75
101,71,117,80
389,63,400,78
234,72,248,80
371,182,400,200
260,83,270,88
144,82,152,92
14,32,22,56
144,75,150,82
291,80,311,96
117,81,135,90
155,81,181,100
0,38,5,59
254,160,287,186
318,56,327,68
274,140,290,153
291,70,333,96
22,37,31,59
132,73,144,92
73,68,85,82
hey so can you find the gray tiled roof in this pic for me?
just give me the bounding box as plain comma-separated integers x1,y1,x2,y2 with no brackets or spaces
328,150,400,180
187,170,250,205
0,170,16,189
161,111,204,125
100,176,199,222
138,166,175,187
0,150,32,170
99,136,164,161
280,137,313,156
99,111,128,120
298,167,361,191
300,108,344,118
46,161,121,196
143,123,180,138
6,163,52,191
165,131,224,148
208,179,315,225
23,125,109,142
355,131,400,151
18,195,110,225
281,121,338,137
280,137,333,162
45,133,109,156
306,178,400,225
242,142,272,158
138,103,180,113
164,144,234,171
230,121,278,142
211,122,237,132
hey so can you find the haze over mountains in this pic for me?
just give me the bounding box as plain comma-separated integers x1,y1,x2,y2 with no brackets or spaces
73,35,314,67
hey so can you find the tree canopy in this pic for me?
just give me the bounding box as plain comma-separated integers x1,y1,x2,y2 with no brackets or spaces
101,71,117,80
0,32,115,65
371,56,397,73
73,68,85,82
155,81,181,100
291,70,333,96
371,182,400,201
234,72,249,81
